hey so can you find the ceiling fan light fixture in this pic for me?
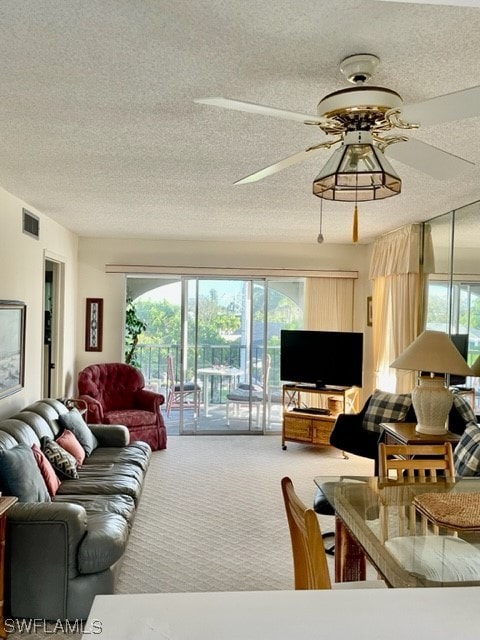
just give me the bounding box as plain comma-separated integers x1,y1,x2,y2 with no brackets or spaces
312,130,402,201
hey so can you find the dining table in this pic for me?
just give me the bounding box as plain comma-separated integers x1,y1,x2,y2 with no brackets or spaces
314,475,480,588
196,366,243,416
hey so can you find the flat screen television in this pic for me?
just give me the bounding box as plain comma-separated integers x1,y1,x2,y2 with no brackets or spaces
280,329,363,388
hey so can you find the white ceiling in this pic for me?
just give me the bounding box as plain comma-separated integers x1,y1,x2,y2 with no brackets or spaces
0,0,479,245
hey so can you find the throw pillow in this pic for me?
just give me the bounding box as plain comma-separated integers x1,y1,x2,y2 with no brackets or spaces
58,408,98,456
362,389,412,433
56,429,86,466
453,421,480,476
41,437,79,479
31,443,61,497
0,444,50,502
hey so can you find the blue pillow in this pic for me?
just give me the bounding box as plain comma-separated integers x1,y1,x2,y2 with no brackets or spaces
58,408,98,456
0,444,50,502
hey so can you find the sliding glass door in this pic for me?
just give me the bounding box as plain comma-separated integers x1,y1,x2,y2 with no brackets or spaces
127,275,302,435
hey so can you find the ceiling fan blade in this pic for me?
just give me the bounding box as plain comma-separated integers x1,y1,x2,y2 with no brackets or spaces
234,147,324,185
194,97,327,124
385,137,475,180
399,85,480,126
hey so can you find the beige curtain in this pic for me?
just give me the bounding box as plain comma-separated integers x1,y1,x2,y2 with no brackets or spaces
304,278,355,330
369,224,425,393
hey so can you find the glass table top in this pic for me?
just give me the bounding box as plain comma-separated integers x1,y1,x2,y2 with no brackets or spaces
314,476,480,588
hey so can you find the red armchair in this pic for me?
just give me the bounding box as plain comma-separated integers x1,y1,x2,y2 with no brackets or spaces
77,363,167,450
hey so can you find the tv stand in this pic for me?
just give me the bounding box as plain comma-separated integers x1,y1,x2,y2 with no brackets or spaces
282,384,359,451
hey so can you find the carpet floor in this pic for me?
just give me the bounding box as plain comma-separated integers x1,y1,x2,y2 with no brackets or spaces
8,435,373,638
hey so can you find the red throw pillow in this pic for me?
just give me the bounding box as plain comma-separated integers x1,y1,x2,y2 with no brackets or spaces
56,429,86,466
31,443,61,497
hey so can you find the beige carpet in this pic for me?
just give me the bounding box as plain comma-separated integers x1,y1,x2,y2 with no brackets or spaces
8,435,373,638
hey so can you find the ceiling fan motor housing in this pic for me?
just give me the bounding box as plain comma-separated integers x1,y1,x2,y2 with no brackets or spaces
317,86,403,131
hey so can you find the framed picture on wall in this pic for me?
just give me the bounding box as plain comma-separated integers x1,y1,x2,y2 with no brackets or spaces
0,300,26,399
85,298,103,352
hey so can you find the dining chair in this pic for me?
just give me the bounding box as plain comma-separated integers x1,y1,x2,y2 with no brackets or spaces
165,354,202,417
281,477,385,590
226,355,271,428
378,442,455,480
377,442,455,539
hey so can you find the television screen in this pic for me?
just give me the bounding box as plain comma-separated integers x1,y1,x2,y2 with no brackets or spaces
280,330,363,388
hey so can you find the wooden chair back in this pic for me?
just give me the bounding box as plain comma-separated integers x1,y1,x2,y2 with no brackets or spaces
281,476,331,590
378,442,455,481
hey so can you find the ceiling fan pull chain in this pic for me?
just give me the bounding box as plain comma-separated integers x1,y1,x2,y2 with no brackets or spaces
352,204,359,244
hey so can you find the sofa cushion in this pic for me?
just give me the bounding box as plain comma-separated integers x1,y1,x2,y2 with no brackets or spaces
31,443,61,497
0,444,50,502
363,389,412,433
85,441,151,471
77,512,129,574
41,437,79,479
453,421,480,476
58,408,98,456
55,429,86,466
53,494,136,526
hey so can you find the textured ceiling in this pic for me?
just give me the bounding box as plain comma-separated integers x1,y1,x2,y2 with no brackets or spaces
0,0,479,245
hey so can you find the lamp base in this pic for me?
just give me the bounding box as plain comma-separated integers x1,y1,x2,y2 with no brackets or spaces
412,376,452,436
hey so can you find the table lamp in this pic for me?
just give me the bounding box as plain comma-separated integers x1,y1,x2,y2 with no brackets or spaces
390,330,473,435
470,355,480,378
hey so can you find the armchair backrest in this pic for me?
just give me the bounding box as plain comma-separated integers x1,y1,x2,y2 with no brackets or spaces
78,363,146,412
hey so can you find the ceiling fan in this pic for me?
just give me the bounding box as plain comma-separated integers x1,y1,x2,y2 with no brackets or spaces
194,54,480,188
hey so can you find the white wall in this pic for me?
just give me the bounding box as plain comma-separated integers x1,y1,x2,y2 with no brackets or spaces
78,237,375,402
0,188,78,418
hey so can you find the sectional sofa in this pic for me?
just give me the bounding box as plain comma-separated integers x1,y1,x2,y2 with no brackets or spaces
0,398,151,621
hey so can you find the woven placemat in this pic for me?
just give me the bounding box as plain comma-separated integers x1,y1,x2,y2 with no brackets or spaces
413,492,480,531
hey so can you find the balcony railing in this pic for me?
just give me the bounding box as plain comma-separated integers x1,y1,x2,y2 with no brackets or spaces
134,344,281,389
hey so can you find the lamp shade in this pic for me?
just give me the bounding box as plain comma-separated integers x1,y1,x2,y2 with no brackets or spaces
390,330,473,377
470,355,480,377
391,330,473,436
312,130,402,202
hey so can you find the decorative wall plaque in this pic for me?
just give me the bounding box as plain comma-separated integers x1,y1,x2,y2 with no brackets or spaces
85,298,103,352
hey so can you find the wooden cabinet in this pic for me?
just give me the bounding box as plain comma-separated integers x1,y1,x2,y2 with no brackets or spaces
282,384,359,450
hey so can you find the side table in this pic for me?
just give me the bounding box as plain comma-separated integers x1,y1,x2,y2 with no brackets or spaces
381,422,460,448
0,497,18,639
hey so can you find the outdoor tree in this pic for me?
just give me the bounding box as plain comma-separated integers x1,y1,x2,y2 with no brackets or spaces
125,297,147,367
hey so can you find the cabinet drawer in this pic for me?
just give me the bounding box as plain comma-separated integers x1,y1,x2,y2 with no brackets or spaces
312,420,335,445
284,415,312,441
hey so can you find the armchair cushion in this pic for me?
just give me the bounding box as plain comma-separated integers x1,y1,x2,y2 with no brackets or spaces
58,408,98,456
0,444,50,503
362,389,412,433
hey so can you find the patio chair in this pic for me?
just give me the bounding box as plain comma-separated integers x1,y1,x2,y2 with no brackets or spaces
281,477,385,590
165,354,202,417
225,355,270,428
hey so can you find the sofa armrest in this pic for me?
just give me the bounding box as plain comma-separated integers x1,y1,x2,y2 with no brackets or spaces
77,393,104,424
88,423,130,447
330,412,382,460
134,388,165,412
6,502,89,619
